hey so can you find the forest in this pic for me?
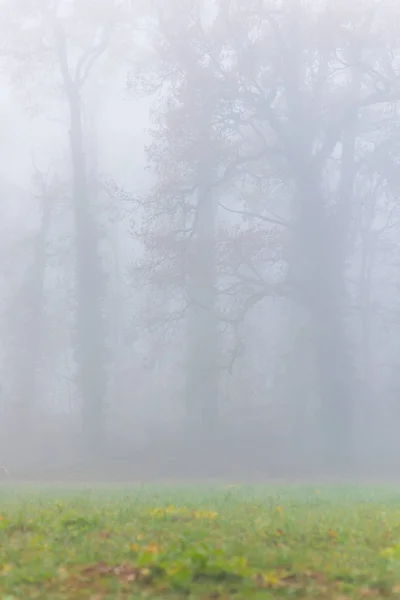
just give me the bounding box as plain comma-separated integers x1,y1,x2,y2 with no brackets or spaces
0,0,399,481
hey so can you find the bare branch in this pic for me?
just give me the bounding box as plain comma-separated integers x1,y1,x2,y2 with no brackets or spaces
54,22,74,95
219,202,289,227
75,23,114,87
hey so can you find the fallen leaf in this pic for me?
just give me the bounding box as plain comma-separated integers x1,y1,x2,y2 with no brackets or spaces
58,567,69,581
328,529,339,539
100,530,111,539
1,564,13,575
83,562,152,584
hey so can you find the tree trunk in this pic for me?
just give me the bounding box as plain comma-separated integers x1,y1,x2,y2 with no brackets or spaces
12,185,52,433
284,32,358,474
68,89,106,456
291,164,354,474
185,156,219,437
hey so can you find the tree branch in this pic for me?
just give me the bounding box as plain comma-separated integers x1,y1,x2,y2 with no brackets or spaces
219,202,289,227
75,23,114,87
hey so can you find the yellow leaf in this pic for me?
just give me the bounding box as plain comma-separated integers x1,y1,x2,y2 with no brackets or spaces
381,547,395,558
328,529,339,539
131,543,140,552
263,571,282,587
193,510,218,520
1,564,13,575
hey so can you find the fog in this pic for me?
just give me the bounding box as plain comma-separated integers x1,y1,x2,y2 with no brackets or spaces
0,0,399,483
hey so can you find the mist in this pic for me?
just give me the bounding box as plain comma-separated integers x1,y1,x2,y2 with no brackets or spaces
0,0,399,483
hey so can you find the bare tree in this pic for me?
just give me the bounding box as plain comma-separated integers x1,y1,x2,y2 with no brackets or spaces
123,0,284,439
3,0,139,454
132,0,400,473
3,167,55,435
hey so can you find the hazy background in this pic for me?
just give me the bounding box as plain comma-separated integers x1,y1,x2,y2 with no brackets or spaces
0,0,400,482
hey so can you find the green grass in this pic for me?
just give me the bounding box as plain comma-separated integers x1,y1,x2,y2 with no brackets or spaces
1,485,400,598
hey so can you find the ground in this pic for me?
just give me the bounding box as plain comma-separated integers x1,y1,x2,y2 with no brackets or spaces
1,484,400,598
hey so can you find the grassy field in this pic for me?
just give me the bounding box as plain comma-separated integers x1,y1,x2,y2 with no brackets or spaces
1,485,400,598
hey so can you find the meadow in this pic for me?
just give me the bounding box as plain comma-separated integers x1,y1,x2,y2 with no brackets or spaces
1,484,400,598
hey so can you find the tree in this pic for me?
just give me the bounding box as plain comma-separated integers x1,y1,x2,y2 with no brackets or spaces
122,0,284,440
7,166,56,432
131,0,400,473
3,0,139,454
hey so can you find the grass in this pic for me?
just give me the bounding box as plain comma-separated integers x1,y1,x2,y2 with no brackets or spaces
1,485,400,598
